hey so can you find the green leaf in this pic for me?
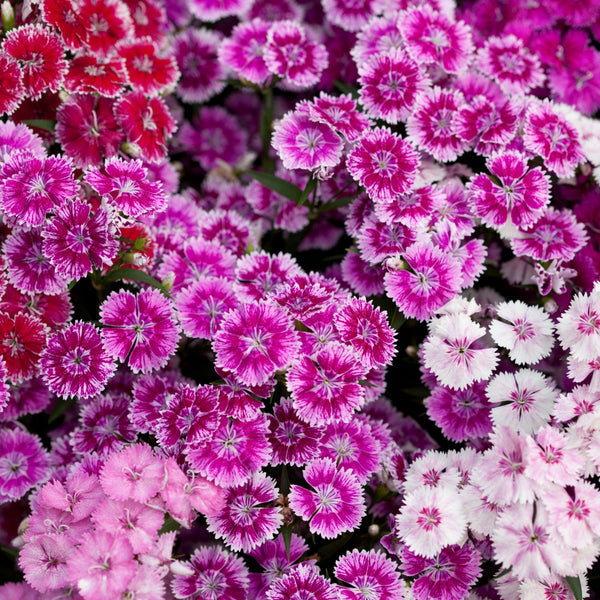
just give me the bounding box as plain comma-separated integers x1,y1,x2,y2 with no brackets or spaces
1,545,19,558
390,309,406,330
103,268,171,296
297,176,317,207
22,119,56,132
159,515,181,535
246,170,303,203
49,397,77,424
565,576,583,600
315,195,354,215
281,524,292,561
280,465,290,495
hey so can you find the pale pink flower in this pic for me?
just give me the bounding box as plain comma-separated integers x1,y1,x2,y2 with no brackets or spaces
556,287,600,361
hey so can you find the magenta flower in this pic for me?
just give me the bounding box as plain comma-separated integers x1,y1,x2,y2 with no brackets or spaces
86,156,166,219
264,21,328,90
335,549,405,600
0,428,49,502
172,27,226,104
0,151,77,227
477,34,545,95
308,92,370,142
399,6,473,74
171,545,249,600
523,100,585,178
340,250,385,297
2,25,66,99
206,472,283,552
213,301,299,387
401,543,482,600
67,531,136,600
358,49,427,125
189,0,251,21
40,321,116,399
406,87,468,163
185,415,272,487
287,341,368,426
351,15,404,64
0,120,44,161
347,127,420,203
384,242,462,321
272,110,343,172
267,564,339,600
322,0,374,31
268,397,323,467
288,458,365,539
100,288,180,374
469,150,550,230
0,53,24,116
219,18,271,85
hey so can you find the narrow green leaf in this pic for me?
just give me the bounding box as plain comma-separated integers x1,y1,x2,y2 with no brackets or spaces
298,177,317,207
281,524,292,561
390,309,406,330
22,119,56,132
159,516,181,535
565,576,583,600
358,379,377,388
1,545,18,558
280,465,290,495
103,268,170,296
246,170,302,203
49,397,77,424
315,195,355,214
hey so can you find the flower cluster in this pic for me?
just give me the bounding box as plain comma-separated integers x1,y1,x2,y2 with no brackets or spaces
1,1,600,599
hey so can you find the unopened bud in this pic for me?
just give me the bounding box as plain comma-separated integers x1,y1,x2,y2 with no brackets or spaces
1,1,15,32
368,524,380,537
544,299,559,314
161,271,175,291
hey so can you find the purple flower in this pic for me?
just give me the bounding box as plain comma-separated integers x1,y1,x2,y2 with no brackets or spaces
288,458,365,539
40,321,116,399
0,428,49,502
0,121,44,161
322,0,374,32
100,288,180,374
335,549,405,600
213,301,299,387
267,564,339,600
171,545,249,600
206,472,283,552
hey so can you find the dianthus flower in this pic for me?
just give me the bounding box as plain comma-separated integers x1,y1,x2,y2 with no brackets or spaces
351,15,404,64
322,0,374,31
307,92,370,142
0,151,77,228
0,428,49,502
556,286,600,361
40,321,115,399
172,27,226,103
426,382,493,442
489,300,555,365
398,6,473,74
189,0,252,22
287,341,367,426
511,207,588,262
347,127,420,203
406,87,468,163
100,288,179,374
488,369,557,434
206,472,283,553
288,458,365,539
477,34,545,94
335,549,405,600
401,543,481,600
358,48,428,125
171,545,249,600
213,301,299,387
272,110,343,172
263,21,328,90
219,18,271,85
469,150,550,230
384,242,462,322
395,485,467,558
18,533,71,593
422,313,498,390
186,414,272,488
267,564,338,600
124,0,167,42
341,250,385,296
402,450,461,494
78,0,134,56
523,100,585,178
62,55,127,96
2,25,67,99
0,120,44,162
215,369,270,421
356,214,416,264
0,53,24,116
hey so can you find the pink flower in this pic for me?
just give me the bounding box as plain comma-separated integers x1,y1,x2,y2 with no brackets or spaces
264,21,328,90
206,472,283,552
173,27,226,103
556,287,600,361
356,214,416,264
189,0,252,22
288,458,365,539
287,341,368,426
171,545,249,600
0,120,44,162
398,6,474,74
267,564,339,600
18,534,71,593
335,549,405,600
395,485,467,558
100,288,180,374
0,428,49,502
384,242,462,322
351,15,404,64
272,110,343,172
523,100,585,178
78,0,134,56
307,92,370,142
2,25,66,99
468,150,550,230
340,250,385,297
213,301,299,387
322,0,374,31
67,531,136,600
40,321,116,399
347,127,420,203
219,19,271,85
406,87,468,163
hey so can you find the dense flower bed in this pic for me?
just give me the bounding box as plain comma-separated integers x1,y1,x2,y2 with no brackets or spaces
1,0,600,598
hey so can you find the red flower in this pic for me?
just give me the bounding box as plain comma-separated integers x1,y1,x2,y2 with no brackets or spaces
63,55,127,97
0,52,24,116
